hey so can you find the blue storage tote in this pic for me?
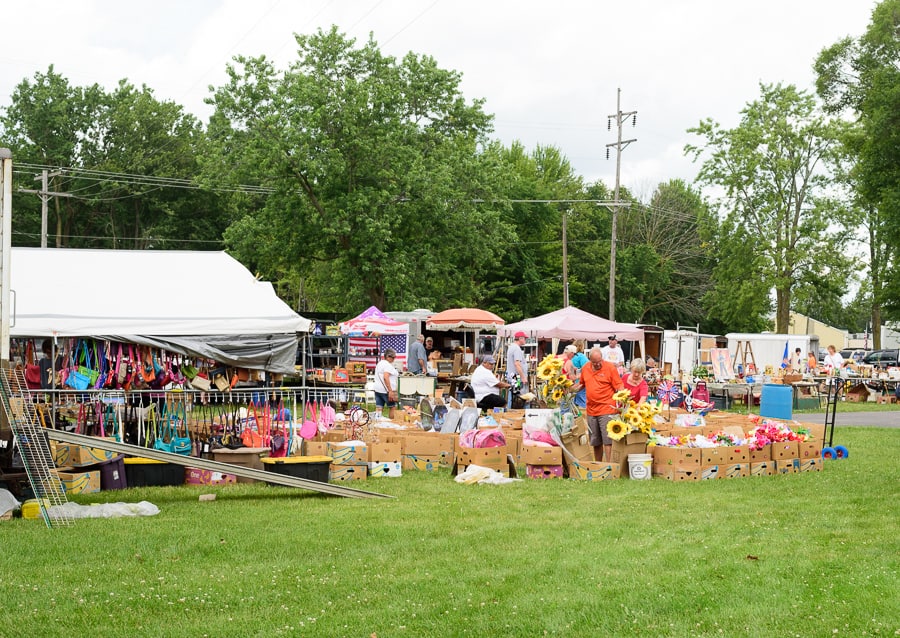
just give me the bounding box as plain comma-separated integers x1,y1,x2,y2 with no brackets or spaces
760,384,792,420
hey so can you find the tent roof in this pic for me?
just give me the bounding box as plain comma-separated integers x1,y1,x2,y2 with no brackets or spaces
426,308,504,331
10,248,311,337
497,306,644,341
340,306,408,335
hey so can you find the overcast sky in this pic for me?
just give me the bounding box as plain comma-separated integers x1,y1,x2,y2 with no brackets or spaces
1,0,877,195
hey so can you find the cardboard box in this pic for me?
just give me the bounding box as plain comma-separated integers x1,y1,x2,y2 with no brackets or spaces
526,464,564,479
560,419,594,463
185,467,237,486
775,459,799,474
797,441,822,460
771,441,799,460
304,441,330,457
367,461,402,478
328,464,366,481
749,445,772,463
455,446,508,467
652,446,701,467
54,469,101,494
566,459,619,481
718,463,749,479
652,464,700,481
701,465,720,480
609,433,649,477
521,444,563,466
798,457,823,472
327,442,368,465
750,461,774,477
402,454,443,471
403,434,445,457
53,440,117,467
367,441,402,463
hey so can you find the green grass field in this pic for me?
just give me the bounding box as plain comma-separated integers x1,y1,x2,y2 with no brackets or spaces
1,427,898,638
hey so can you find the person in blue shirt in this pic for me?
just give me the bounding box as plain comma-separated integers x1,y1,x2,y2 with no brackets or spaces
565,341,589,408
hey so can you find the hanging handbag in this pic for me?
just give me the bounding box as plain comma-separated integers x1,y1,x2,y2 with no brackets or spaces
170,401,192,456
65,342,91,391
116,343,128,386
141,347,156,384
152,402,174,453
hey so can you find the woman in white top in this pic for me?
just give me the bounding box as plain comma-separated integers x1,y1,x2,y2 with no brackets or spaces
373,349,399,409
823,345,844,372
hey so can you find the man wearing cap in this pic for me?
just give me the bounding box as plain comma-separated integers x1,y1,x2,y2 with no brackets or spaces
506,331,530,407
601,335,625,368
570,346,624,462
470,355,510,410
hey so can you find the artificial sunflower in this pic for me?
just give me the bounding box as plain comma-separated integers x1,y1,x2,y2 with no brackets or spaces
613,389,632,404
537,365,555,381
551,387,565,402
607,419,628,441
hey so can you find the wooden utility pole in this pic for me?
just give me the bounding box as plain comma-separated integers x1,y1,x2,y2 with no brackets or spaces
605,88,637,321
20,169,72,248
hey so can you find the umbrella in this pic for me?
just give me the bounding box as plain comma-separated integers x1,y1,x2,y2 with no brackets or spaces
426,308,505,360
426,308,505,331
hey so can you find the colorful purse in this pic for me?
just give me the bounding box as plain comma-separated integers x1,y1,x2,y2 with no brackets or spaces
170,401,192,456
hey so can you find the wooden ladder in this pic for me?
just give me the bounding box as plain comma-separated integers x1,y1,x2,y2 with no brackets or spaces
732,341,757,375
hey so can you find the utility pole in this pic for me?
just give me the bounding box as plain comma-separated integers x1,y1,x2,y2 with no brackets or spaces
561,208,569,307
1,148,13,364
605,88,637,321
20,169,71,248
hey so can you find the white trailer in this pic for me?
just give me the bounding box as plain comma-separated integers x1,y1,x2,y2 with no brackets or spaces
725,332,820,374
661,330,700,377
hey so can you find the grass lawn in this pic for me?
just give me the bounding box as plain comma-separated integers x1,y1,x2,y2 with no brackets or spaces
1,427,898,637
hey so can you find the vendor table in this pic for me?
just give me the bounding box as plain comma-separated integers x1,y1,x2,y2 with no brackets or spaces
705,382,764,412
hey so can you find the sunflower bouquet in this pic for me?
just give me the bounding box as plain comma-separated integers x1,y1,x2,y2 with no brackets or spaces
606,389,662,441
536,354,575,408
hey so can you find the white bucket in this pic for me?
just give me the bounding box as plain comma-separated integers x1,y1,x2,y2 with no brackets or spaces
628,453,653,480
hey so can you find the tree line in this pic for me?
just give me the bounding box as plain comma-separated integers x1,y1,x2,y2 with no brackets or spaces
1,2,897,344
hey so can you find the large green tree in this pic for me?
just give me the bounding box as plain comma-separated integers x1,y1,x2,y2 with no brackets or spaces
205,27,510,313
614,179,713,327
1,67,222,249
815,0,900,337
685,83,852,333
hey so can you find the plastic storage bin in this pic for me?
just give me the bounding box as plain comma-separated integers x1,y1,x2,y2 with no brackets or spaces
123,457,184,487
760,384,793,420
84,455,127,490
260,455,332,484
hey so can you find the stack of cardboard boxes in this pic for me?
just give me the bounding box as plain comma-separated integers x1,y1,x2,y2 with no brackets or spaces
521,444,563,478
326,441,368,481
651,420,825,481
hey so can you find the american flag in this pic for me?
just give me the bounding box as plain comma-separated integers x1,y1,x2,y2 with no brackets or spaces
381,334,408,369
348,335,408,370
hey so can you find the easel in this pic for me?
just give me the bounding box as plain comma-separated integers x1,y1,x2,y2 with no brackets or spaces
732,341,757,375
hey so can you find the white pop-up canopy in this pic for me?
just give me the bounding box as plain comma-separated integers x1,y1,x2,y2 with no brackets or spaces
9,248,311,373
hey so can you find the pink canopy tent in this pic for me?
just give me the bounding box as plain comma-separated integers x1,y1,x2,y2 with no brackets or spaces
339,306,409,336
497,306,644,341
340,306,409,369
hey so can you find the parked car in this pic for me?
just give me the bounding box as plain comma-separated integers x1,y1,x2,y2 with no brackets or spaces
862,349,900,369
840,349,870,364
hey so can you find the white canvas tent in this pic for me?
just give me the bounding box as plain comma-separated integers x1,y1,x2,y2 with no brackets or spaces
9,248,311,373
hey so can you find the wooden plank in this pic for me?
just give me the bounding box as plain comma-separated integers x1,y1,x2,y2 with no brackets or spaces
46,430,390,499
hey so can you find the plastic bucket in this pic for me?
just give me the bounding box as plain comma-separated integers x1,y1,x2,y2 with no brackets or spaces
628,453,653,480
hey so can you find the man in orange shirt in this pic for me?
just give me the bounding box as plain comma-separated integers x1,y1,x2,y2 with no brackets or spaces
570,346,624,462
